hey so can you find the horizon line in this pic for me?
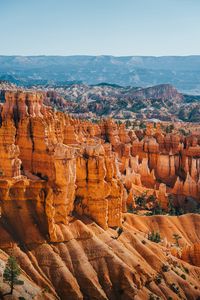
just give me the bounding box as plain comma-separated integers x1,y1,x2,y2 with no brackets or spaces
1,54,200,58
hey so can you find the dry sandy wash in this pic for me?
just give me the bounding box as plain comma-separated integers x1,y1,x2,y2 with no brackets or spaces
0,90,199,299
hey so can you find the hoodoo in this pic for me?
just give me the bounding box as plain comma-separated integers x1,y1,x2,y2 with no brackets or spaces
0,90,200,299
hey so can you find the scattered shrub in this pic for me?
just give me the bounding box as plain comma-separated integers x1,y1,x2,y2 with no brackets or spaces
42,286,50,293
151,203,165,215
183,266,189,274
165,124,174,133
149,293,160,300
148,231,161,243
112,227,123,240
181,274,186,280
135,193,147,207
155,275,162,284
139,121,147,129
148,194,156,202
170,283,180,294
168,196,185,216
116,227,123,238
179,128,189,136
149,294,155,300
125,120,132,128
162,264,169,272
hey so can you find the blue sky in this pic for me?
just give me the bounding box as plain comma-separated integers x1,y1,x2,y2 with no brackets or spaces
0,0,200,56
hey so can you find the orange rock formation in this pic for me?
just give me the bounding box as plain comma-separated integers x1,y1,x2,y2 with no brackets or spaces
0,90,200,299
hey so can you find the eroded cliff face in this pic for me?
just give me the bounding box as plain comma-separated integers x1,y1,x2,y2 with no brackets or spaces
1,214,200,300
130,123,200,203
75,144,123,229
0,92,128,238
0,91,200,299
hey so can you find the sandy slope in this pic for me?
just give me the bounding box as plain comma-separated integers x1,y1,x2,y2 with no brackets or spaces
1,214,200,299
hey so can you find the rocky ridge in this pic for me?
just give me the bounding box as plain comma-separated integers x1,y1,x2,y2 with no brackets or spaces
43,83,200,122
1,81,200,122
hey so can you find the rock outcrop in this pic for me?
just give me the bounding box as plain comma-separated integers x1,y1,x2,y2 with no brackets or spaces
0,90,200,299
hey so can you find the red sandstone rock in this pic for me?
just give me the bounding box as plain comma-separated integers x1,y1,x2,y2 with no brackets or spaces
0,91,200,299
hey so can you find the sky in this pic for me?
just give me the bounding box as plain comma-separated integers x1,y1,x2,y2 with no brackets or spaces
0,0,200,56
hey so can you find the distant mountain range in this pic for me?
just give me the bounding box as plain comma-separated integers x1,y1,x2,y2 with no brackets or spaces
1,55,200,94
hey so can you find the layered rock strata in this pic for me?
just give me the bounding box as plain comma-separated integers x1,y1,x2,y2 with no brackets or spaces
0,90,200,299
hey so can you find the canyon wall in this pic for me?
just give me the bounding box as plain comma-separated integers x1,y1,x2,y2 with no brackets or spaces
0,91,200,242
0,90,200,299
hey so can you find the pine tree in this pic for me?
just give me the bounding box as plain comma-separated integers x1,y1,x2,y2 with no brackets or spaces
3,256,24,295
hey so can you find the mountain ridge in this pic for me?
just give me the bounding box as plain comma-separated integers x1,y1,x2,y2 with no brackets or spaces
1,55,200,94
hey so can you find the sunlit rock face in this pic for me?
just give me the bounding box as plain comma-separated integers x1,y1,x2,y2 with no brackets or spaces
0,91,200,233
0,91,125,239
0,90,200,299
75,144,123,229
